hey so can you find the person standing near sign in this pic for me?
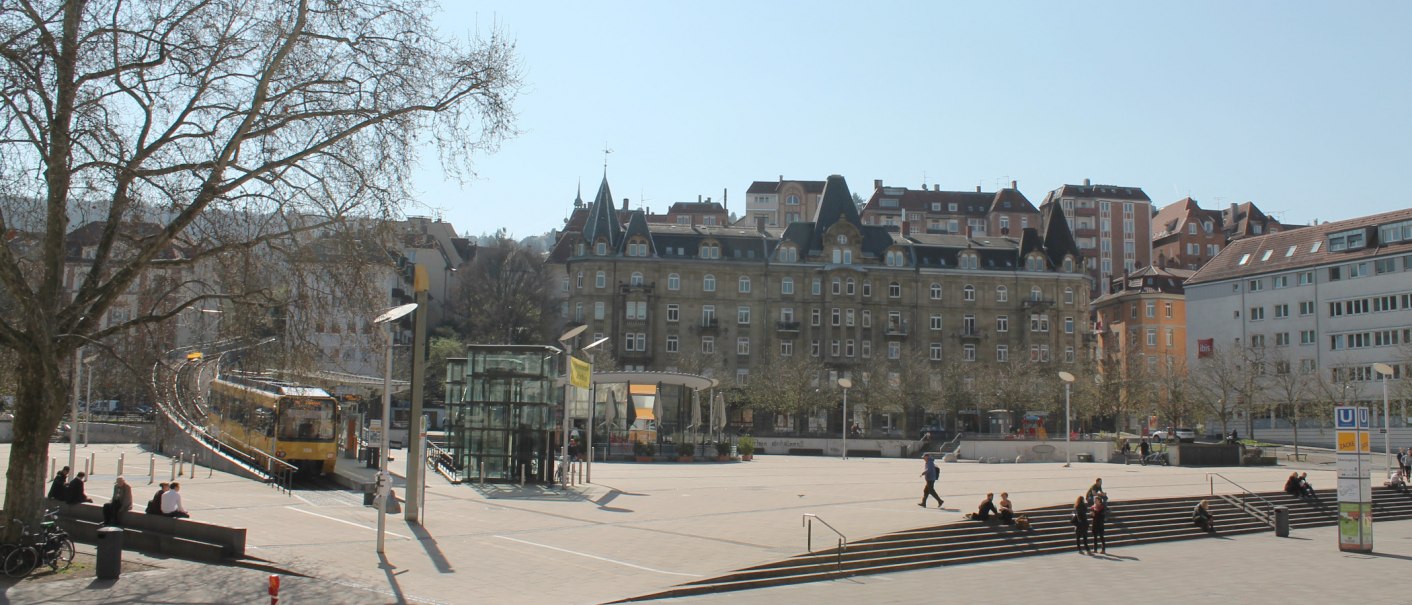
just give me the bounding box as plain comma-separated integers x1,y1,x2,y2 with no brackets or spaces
918,453,943,508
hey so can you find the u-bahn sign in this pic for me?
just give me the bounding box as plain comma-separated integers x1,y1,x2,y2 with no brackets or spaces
1334,406,1373,552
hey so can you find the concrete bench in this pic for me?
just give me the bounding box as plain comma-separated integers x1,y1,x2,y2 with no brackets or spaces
1285,453,1308,462
55,503,246,562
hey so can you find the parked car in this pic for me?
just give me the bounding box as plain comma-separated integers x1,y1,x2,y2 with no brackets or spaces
1151,427,1196,443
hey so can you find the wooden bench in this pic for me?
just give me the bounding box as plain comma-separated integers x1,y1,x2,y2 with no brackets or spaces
55,503,246,562
1285,452,1308,462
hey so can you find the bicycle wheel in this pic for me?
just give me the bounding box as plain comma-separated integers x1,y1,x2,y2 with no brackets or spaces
45,537,74,572
2,545,37,578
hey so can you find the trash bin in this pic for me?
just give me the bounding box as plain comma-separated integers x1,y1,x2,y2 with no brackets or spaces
900,445,909,458
96,526,124,580
1274,506,1289,537
1076,452,1094,463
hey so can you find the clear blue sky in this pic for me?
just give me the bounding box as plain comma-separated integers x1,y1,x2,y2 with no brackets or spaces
412,1,1412,238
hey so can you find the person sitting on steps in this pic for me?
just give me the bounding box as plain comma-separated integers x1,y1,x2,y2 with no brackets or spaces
1283,472,1302,498
1297,472,1317,500
1192,499,1216,533
970,493,998,521
997,492,1015,524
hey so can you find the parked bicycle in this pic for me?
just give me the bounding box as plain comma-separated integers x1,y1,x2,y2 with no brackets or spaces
2,508,75,578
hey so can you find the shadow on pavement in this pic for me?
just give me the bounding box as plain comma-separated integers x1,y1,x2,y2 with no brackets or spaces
404,521,455,574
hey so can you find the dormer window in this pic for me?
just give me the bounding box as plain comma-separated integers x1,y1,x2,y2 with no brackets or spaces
787,195,800,205
1204,221,1213,234
699,242,721,259
837,234,848,245
959,252,979,270
885,249,906,267
595,242,607,256
1062,256,1075,272
1328,229,1366,252
777,245,797,263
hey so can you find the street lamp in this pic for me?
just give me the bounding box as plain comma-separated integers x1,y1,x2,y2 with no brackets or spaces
581,336,609,484
557,325,588,487
837,377,853,460
1058,371,1075,468
372,302,418,555
1374,362,1395,478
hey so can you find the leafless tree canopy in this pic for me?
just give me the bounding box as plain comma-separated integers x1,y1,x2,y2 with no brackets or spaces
0,0,519,534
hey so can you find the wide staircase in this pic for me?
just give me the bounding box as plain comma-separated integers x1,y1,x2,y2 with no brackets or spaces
620,486,1412,602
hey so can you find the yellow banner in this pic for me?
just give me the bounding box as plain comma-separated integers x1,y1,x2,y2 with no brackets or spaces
569,357,592,389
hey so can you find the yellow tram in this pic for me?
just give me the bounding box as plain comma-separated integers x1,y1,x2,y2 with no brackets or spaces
206,374,340,476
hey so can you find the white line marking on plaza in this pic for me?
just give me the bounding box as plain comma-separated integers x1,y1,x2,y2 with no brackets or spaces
285,506,412,540
494,535,701,577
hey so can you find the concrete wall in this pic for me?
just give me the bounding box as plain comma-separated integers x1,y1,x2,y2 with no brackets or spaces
752,436,911,457
0,420,154,444
956,439,1112,463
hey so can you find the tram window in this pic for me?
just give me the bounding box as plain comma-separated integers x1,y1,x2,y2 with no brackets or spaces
278,399,335,441
252,408,274,436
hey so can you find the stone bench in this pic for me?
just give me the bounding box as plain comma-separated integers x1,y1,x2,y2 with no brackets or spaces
55,503,246,562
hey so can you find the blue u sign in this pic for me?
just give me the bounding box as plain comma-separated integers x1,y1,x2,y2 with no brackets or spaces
1335,407,1356,429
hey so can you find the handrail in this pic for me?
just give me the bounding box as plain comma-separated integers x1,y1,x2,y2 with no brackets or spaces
1207,472,1277,527
802,514,847,573
425,439,462,483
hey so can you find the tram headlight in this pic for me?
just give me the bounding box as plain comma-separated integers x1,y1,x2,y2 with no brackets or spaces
275,450,286,458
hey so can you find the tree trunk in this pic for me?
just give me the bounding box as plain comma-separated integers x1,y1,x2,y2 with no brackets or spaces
3,352,69,541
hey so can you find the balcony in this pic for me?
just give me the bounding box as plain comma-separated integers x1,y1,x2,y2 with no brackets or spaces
884,320,909,337
954,328,986,341
694,318,720,334
618,282,655,294
776,320,801,332
1021,298,1056,308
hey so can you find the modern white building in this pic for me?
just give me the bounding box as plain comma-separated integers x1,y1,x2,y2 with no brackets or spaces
1184,208,1412,435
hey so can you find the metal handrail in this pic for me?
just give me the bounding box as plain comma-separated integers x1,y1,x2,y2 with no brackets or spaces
802,514,847,573
425,440,462,482
1206,472,1277,527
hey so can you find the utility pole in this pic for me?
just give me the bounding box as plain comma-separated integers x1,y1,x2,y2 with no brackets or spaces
405,266,429,524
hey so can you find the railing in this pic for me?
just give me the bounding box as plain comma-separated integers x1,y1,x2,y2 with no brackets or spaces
801,514,847,572
955,328,985,339
776,320,801,332
426,440,462,483
1207,472,1277,528
885,322,908,336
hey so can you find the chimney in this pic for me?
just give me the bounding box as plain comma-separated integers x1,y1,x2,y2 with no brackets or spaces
1011,180,1017,190
966,226,974,238
934,184,940,192
1229,203,1239,220
976,185,982,192
622,197,629,210
779,174,784,182
723,188,728,210
902,219,911,237
698,194,702,203
1083,178,1091,186
874,179,883,190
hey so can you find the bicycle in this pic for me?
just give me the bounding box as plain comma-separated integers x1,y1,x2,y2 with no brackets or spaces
3,509,75,578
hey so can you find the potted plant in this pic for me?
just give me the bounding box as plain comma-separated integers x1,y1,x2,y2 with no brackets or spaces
714,440,732,462
675,441,696,462
737,435,756,461
633,441,656,462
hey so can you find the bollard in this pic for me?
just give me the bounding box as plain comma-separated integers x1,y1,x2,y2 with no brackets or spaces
520,466,525,487
149,454,155,484
179,452,186,477
91,452,96,476
50,458,55,477
96,526,124,579
84,457,90,476
479,462,485,486
118,453,124,477
269,574,281,605
170,457,176,481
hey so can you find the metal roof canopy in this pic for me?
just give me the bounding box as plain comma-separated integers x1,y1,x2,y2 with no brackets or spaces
589,371,715,391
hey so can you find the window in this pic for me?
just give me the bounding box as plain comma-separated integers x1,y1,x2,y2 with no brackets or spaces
996,285,1008,302
1375,258,1397,274
780,341,793,356
1166,329,1175,347
812,278,822,295
699,243,720,259
594,302,605,320
1248,279,1264,292
1273,275,1289,288
781,277,794,294
930,283,942,300
845,339,855,357
702,305,716,325
1250,334,1265,348
1030,314,1050,332
811,308,821,326
668,273,680,290
963,314,976,335
1329,266,1342,281
576,271,584,289
845,308,855,327
1064,316,1074,334
1299,301,1314,315
737,338,750,356
846,278,856,296
595,271,606,288
1249,306,1265,321
811,340,821,357
863,280,873,297
887,341,901,359
996,315,1008,332
574,302,583,322
861,340,871,358
831,340,841,356
595,242,607,255
831,308,841,326
1328,229,1366,251
832,278,841,295
1064,288,1074,305
780,307,794,323
703,274,716,291
1274,304,1289,318
1189,223,1198,235
737,306,751,325
625,301,648,320
930,343,943,361
1065,347,1075,363
963,285,976,301
1147,329,1157,347
666,304,679,322
1164,302,1173,318
1275,332,1290,347
630,272,643,286
889,282,902,298
666,335,679,353
739,276,751,293
931,314,944,331
1145,302,1155,318
1030,286,1043,301
962,344,976,361
996,345,1009,362
701,337,715,354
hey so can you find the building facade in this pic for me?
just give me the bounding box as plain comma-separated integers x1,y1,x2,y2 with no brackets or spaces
555,174,1090,423
1041,180,1153,296
1152,198,1291,271
1092,265,1193,380
1185,208,1412,427
859,180,1040,239
743,177,825,228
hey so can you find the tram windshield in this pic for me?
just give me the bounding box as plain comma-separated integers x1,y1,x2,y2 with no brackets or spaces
278,397,336,441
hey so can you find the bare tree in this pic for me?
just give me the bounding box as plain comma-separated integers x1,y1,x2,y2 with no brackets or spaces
447,238,557,345
739,353,827,431
1151,356,1197,431
0,0,519,534
1188,346,1262,437
1262,349,1323,457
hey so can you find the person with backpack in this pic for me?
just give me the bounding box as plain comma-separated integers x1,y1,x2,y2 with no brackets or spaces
917,453,943,508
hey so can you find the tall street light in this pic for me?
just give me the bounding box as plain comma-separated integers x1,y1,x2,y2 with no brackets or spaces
1058,371,1075,468
557,325,588,486
837,377,853,460
372,302,417,555
1374,362,1395,478
580,336,609,484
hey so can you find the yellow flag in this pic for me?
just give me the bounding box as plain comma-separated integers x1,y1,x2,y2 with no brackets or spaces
569,357,592,389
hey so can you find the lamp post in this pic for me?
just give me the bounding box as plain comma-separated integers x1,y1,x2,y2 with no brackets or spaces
838,377,853,460
372,302,418,555
1058,371,1075,467
1374,362,1395,478
557,325,588,487
580,336,609,484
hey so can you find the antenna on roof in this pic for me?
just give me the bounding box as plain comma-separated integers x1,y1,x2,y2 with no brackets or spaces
921,170,927,189
602,144,613,175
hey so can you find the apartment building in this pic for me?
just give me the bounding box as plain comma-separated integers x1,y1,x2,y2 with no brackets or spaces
1152,198,1292,271
858,180,1040,239
1041,180,1153,296
743,177,825,228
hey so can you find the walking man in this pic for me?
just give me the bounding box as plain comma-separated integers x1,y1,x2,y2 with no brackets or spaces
918,453,944,508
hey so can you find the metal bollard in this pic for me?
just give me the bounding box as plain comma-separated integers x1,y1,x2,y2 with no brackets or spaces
520,466,525,487
170,457,176,481
90,452,97,476
84,457,90,476
51,458,55,477
118,453,125,476
149,454,155,484
178,453,185,477
479,462,485,486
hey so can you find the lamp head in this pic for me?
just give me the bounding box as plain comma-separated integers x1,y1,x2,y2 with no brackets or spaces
584,336,610,351
1058,371,1076,383
837,377,853,389
373,303,418,325
558,324,588,343
1373,362,1395,377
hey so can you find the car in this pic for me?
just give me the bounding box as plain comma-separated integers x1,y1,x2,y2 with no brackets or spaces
1151,427,1196,443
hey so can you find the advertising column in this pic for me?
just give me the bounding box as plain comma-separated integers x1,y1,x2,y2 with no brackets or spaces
1334,406,1373,552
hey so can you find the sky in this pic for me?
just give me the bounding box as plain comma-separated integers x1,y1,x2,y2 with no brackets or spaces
411,1,1412,238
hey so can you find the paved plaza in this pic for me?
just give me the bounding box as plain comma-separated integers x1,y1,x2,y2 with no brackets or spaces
1,442,1407,604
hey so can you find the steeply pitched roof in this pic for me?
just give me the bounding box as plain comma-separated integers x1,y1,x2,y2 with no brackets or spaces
581,176,621,249
1186,207,1412,285
1045,183,1152,203
620,210,656,256
808,174,862,252
1038,203,1082,268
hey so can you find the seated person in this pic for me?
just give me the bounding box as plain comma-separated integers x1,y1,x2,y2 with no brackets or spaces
997,492,1015,524
973,493,998,521
1192,499,1215,532
65,472,93,505
1297,473,1317,499
161,482,190,519
1284,472,1303,497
